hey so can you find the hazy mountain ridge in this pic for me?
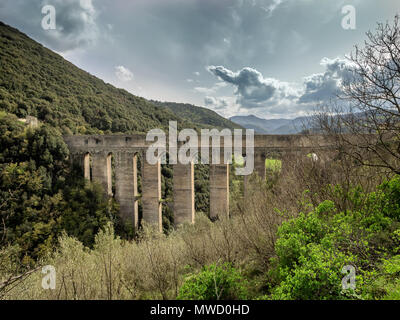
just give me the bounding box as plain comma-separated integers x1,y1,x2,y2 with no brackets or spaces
151,101,242,130
230,114,314,134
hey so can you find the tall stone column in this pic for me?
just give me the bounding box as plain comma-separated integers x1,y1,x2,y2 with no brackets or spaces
254,151,266,180
241,150,253,198
173,162,195,226
91,151,111,196
83,153,90,181
115,151,139,228
243,174,249,198
142,159,162,232
209,164,229,219
280,151,297,174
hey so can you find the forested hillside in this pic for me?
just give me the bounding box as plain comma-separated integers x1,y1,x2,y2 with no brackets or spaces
152,100,242,130
0,21,238,135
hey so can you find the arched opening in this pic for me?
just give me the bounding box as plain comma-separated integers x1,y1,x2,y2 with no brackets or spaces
263,152,282,188
160,152,174,232
194,154,210,218
230,153,244,201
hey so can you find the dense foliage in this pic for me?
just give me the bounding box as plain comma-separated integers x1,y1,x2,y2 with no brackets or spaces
3,174,400,300
269,179,400,299
151,101,241,130
0,113,118,262
177,263,248,300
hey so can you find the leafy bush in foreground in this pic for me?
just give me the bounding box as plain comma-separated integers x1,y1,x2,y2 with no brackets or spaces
270,177,400,300
177,263,248,300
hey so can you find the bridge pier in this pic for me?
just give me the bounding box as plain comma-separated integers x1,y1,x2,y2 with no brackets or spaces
173,162,195,226
83,153,90,180
91,152,112,196
142,159,162,232
243,152,266,197
115,151,139,228
254,152,266,180
243,174,249,198
210,164,230,219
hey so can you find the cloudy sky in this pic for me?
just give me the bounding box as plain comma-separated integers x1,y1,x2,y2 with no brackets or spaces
0,0,399,119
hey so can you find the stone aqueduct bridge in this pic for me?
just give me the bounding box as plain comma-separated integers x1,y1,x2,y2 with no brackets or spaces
63,134,334,231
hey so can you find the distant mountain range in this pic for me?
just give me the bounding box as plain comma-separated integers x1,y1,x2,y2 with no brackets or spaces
230,115,315,134
151,101,242,130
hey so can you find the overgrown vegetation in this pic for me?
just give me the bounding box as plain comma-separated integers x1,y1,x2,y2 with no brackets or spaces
2,16,400,300
177,263,248,300
0,112,120,264
2,153,400,300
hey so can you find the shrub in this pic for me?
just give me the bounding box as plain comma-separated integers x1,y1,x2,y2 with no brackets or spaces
270,178,400,300
379,176,400,220
271,244,359,300
271,204,361,300
177,263,248,300
0,113,118,259
361,254,400,300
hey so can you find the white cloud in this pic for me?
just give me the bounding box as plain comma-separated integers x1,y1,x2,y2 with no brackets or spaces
207,65,301,109
79,0,95,13
40,0,99,52
205,56,355,118
193,81,228,95
260,0,287,16
204,96,218,106
115,66,134,82
194,87,216,94
204,96,240,118
299,57,354,103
